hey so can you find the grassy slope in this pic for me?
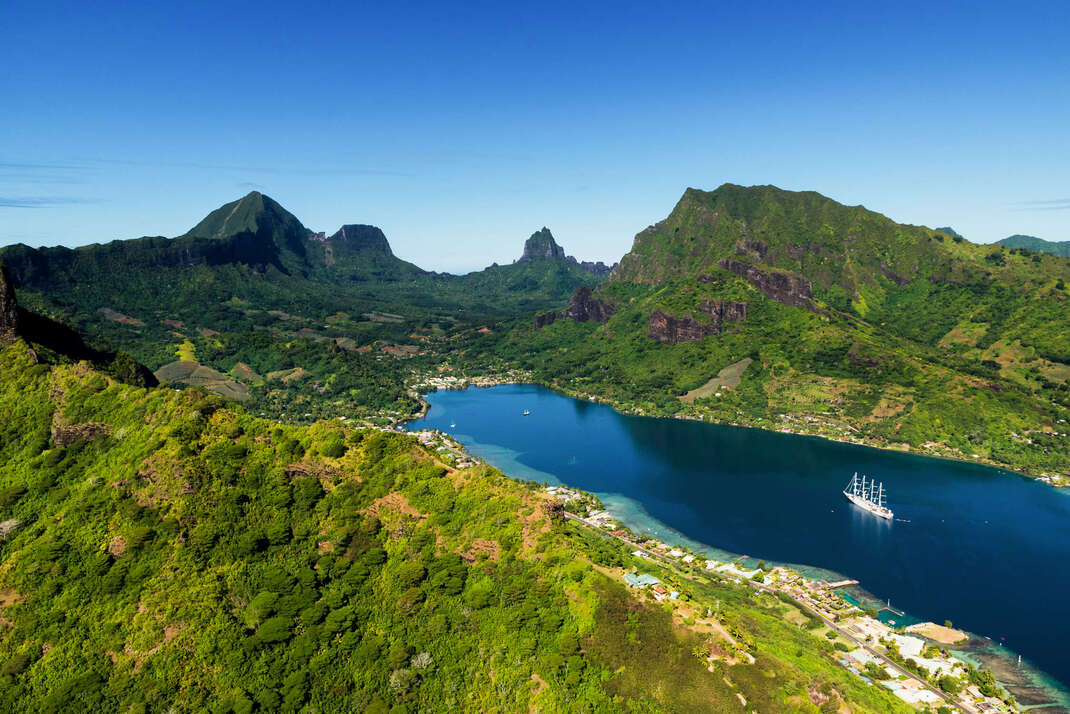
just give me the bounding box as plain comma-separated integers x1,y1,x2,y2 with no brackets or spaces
0,339,911,713
462,185,1070,479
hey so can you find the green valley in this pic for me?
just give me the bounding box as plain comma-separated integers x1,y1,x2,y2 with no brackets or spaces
0,282,913,712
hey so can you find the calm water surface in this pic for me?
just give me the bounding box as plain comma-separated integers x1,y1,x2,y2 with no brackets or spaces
409,384,1070,691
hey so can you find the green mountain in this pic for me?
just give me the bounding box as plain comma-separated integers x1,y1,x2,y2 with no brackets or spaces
934,226,963,240
0,288,912,712
998,234,1070,258
518,227,567,261
472,184,1070,479
0,197,610,420
445,228,607,314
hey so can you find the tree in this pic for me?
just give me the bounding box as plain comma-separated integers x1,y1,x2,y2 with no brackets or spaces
938,675,962,694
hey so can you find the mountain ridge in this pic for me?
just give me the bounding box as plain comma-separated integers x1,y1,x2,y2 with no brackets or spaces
998,234,1070,258
468,182,1070,481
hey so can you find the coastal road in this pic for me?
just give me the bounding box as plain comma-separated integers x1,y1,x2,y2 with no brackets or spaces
564,513,976,714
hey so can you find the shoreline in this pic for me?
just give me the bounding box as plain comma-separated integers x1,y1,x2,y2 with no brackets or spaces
405,383,1070,708
407,375,1067,489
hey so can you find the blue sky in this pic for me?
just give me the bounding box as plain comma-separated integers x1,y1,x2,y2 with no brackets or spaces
2,0,1068,272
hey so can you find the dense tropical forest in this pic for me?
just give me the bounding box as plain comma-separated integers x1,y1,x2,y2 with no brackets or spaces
3,184,1068,482
0,314,917,711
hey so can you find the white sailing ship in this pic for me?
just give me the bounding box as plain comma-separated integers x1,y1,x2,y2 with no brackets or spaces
843,472,893,519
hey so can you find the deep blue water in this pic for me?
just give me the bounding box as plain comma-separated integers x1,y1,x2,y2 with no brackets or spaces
409,384,1070,690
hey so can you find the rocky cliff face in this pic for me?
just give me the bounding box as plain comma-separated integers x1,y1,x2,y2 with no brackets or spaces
647,299,748,344
0,264,19,339
648,310,716,344
700,299,748,324
327,224,394,254
519,228,567,262
717,258,822,314
534,286,615,329
564,286,615,323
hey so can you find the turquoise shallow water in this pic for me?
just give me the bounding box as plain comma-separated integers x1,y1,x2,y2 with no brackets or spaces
409,384,1070,702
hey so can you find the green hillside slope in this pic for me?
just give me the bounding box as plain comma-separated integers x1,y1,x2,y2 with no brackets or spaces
464,184,1070,480
0,327,910,712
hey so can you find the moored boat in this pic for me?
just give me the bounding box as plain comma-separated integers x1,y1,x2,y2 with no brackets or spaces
843,472,893,519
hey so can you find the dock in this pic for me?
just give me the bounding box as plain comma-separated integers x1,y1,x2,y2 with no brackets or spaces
824,579,859,589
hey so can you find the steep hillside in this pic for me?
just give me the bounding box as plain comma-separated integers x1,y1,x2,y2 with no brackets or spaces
998,234,1070,258
467,185,1070,480
0,332,911,712
0,264,156,387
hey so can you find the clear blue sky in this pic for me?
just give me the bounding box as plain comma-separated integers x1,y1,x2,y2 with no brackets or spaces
2,0,1068,272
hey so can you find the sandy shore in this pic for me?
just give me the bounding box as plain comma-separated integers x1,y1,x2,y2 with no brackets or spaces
906,621,968,644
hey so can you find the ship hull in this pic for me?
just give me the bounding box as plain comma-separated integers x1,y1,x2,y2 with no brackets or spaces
843,491,893,519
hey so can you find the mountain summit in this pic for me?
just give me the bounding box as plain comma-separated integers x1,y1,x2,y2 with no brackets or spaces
515,227,615,276
182,191,311,269
518,228,567,261
182,191,300,240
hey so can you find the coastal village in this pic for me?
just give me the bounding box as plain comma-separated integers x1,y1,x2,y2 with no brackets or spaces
546,482,1018,714
400,379,1037,712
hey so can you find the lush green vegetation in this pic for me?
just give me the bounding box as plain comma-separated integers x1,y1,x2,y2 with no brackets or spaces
0,337,914,712
454,185,1070,479
0,193,602,421
3,182,1068,482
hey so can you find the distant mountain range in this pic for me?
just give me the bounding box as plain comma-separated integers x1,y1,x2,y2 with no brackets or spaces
2,184,1067,478
998,234,1070,258
0,191,610,352
936,227,1069,259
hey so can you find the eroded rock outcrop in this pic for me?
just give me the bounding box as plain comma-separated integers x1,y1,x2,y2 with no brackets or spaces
533,312,558,329
717,258,823,313
648,310,717,344
564,286,615,323
648,298,748,344
534,286,615,329
700,299,748,324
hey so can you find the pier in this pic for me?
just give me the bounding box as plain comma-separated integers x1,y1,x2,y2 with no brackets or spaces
824,579,859,589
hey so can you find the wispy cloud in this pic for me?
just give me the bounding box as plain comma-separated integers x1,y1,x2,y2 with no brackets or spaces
0,157,413,180
237,181,267,191
87,157,413,177
0,196,94,208
1010,198,1070,211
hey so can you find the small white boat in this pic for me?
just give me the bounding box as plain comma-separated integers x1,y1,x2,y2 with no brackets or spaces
522,410,531,416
